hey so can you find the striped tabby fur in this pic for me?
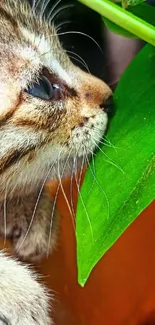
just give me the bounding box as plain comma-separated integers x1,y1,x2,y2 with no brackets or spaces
0,0,112,324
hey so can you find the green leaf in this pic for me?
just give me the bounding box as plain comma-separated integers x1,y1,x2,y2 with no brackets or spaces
122,0,145,9
124,0,145,6
78,0,155,46
102,3,155,38
76,44,155,286
103,17,136,37
130,3,155,24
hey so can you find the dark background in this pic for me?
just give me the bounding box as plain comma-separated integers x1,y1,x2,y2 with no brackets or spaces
29,0,143,89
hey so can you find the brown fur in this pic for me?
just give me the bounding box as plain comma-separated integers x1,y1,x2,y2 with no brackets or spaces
0,1,113,323
0,0,112,256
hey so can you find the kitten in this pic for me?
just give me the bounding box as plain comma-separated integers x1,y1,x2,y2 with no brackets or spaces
0,0,112,324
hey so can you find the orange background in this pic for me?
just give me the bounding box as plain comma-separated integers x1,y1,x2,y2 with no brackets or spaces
42,178,155,325
1,177,155,325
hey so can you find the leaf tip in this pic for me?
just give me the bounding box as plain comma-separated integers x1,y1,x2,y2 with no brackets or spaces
78,275,87,287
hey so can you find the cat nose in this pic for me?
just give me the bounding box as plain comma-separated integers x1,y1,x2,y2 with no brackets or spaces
100,95,114,116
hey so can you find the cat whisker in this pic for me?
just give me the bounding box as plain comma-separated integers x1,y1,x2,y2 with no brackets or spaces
83,125,117,149
57,148,73,222
47,146,74,256
31,0,37,13
52,31,103,54
85,148,110,219
31,0,36,14
46,0,62,23
99,138,117,149
71,149,86,211
77,153,86,189
74,148,94,241
86,152,96,196
92,134,118,150
83,127,116,150
81,147,96,197
39,0,51,19
67,54,89,73
92,139,124,174
91,150,97,173
66,50,90,72
95,138,116,149
108,78,120,87
49,4,74,25
69,157,77,221
69,151,86,219
32,0,42,14
16,144,66,253
101,136,118,150
47,182,59,257
56,20,72,33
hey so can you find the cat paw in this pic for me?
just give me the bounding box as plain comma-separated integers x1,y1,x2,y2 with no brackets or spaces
0,252,52,325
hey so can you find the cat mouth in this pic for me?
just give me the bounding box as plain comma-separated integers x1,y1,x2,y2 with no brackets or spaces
69,111,108,157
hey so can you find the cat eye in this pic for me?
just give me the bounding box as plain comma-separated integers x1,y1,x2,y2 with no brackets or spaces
26,75,62,101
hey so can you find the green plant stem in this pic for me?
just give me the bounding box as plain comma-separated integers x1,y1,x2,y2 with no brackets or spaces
78,0,155,46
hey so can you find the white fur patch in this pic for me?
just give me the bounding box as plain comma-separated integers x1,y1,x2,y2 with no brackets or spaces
21,27,71,85
0,252,51,325
71,111,108,157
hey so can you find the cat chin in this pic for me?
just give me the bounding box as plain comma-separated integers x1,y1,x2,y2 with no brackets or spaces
0,145,85,199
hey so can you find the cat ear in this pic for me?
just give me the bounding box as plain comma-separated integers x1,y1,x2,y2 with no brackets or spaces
0,78,20,118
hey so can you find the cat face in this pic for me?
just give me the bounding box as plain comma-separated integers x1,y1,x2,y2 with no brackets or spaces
0,0,112,195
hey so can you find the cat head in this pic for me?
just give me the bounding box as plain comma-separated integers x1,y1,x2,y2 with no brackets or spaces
0,0,112,195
